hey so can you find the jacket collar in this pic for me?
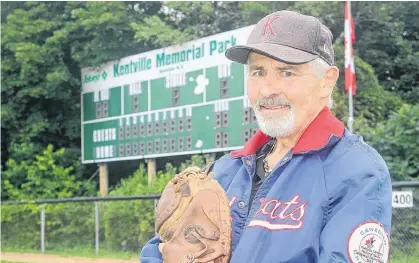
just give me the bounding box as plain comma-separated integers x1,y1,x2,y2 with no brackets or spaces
230,107,345,158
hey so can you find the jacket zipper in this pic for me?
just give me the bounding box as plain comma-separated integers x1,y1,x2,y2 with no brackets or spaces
235,157,291,262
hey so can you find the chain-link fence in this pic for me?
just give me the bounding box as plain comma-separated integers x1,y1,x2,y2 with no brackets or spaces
390,182,419,262
1,195,159,258
1,183,418,262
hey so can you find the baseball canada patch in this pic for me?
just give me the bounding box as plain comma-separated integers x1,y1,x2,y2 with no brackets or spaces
347,221,390,263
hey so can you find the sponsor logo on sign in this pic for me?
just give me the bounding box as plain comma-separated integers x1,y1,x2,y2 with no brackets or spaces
83,71,108,83
83,74,100,84
102,71,108,80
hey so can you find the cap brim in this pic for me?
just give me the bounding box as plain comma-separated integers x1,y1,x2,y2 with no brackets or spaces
225,43,318,65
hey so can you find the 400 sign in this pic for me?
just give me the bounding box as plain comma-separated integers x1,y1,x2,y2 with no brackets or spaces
392,191,413,208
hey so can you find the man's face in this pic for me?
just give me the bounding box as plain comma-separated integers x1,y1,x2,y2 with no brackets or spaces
247,52,328,138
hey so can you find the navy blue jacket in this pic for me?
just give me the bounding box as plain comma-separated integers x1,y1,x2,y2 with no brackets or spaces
140,107,392,263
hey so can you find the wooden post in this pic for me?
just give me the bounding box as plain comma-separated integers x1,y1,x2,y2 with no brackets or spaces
147,159,156,185
99,163,108,196
207,153,217,163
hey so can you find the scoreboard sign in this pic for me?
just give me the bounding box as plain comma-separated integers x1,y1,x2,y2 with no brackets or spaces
81,25,258,164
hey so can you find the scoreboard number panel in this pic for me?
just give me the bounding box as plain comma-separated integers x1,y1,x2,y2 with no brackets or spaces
81,25,259,163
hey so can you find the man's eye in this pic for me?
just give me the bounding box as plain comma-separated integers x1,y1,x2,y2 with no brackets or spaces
279,71,294,77
252,71,265,77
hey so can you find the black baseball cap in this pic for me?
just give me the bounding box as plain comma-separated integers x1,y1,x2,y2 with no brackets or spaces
225,10,335,66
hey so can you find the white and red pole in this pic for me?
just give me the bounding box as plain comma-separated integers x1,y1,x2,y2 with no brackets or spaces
345,0,357,132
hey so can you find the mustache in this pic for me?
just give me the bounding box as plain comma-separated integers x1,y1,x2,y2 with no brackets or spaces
255,97,292,108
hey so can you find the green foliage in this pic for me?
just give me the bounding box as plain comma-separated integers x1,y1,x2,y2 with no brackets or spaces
165,2,244,38
1,201,97,251
178,154,207,172
1,2,80,167
102,165,170,251
2,144,96,200
101,154,208,251
1,204,41,250
369,104,419,181
130,2,245,48
330,41,403,136
1,144,97,250
1,154,206,253
68,1,155,67
353,1,419,104
131,16,186,47
81,154,206,252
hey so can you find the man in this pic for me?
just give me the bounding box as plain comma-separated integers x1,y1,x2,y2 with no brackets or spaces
140,10,392,263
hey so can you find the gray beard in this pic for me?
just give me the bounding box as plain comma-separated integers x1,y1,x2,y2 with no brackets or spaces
252,101,296,138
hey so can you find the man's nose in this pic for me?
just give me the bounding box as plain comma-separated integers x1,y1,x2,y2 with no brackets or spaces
259,78,282,97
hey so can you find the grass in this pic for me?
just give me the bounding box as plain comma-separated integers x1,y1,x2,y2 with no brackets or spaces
391,257,419,263
390,243,419,263
1,261,29,263
391,252,419,263
1,246,138,260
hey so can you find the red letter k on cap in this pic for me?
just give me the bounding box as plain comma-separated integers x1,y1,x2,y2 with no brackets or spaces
261,15,281,37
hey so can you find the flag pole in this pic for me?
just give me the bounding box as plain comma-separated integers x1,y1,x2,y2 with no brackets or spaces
346,0,354,132
348,86,354,132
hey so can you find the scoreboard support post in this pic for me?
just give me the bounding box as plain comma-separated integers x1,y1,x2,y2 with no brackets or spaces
207,153,217,164
147,159,156,185
99,163,109,196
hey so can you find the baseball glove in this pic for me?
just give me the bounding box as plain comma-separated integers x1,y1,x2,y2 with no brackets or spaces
155,164,231,263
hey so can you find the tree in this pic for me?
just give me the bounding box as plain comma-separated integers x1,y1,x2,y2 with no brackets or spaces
331,40,403,136
2,2,84,167
131,2,245,47
369,104,419,181
1,144,97,250
1,1,163,176
353,1,419,104
2,144,96,200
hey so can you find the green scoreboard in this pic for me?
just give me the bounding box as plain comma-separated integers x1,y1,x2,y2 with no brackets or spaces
81,25,259,164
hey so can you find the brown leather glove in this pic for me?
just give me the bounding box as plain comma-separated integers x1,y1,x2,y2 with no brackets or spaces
155,165,231,263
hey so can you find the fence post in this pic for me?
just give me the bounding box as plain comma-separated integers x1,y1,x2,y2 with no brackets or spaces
40,205,45,253
95,201,99,256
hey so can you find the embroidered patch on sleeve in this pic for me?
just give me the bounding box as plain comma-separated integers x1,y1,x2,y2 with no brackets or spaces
347,221,390,263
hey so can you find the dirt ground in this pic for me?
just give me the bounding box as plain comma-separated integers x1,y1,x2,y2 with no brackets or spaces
0,252,139,263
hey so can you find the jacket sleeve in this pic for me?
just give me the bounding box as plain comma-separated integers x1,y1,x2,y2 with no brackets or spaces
139,235,162,263
318,164,392,262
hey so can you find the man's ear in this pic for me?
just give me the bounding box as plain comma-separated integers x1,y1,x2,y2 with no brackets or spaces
321,66,339,98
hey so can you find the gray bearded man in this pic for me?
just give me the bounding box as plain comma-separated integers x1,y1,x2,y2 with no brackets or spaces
141,10,392,263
